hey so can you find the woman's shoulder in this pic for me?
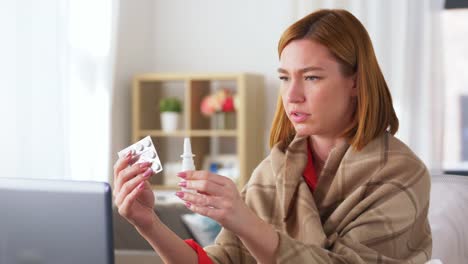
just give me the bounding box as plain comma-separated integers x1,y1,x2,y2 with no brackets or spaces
347,132,430,186
349,132,426,168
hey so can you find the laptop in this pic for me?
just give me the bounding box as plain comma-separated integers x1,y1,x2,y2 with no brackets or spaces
0,177,114,264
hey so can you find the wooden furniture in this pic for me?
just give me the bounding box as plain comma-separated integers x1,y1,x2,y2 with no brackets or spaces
132,73,265,190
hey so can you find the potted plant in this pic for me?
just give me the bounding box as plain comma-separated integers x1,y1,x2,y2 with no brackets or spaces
159,97,182,131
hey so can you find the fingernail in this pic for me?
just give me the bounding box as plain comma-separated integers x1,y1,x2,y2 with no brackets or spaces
138,182,145,189
175,191,184,198
178,181,187,187
139,161,152,169
185,202,191,208
143,168,153,178
177,172,187,179
125,151,132,159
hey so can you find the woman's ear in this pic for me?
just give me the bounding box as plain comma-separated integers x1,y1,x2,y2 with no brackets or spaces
350,74,358,96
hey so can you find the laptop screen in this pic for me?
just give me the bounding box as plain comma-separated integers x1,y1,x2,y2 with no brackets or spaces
0,178,114,264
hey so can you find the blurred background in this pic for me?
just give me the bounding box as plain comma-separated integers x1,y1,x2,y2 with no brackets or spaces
0,0,466,182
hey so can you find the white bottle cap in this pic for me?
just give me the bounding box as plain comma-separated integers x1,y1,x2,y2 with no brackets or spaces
181,137,196,194
181,138,195,158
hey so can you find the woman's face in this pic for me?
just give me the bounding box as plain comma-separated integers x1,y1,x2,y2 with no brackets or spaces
279,39,357,138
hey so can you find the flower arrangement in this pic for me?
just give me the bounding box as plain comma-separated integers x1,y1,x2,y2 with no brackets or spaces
200,89,238,116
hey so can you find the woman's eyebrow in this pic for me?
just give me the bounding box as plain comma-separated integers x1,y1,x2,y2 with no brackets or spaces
277,68,288,74
277,66,325,74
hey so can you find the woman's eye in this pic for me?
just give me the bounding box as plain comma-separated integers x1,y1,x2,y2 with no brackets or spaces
279,76,289,81
305,76,319,81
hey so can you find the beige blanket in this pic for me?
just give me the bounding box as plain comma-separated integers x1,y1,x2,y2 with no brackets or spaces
205,133,432,263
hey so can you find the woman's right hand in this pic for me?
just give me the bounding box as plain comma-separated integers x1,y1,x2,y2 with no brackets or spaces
113,151,157,231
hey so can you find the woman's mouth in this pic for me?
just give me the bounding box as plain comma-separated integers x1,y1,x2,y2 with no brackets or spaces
289,111,310,123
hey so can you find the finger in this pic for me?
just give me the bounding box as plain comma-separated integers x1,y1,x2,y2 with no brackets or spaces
115,168,153,206
176,191,224,209
180,179,227,196
113,151,136,196
143,180,152,190
118,181,146,219
185,202,223,220
113,151,141,181
115,161,152,194
179,170,228,186
113,151,133,179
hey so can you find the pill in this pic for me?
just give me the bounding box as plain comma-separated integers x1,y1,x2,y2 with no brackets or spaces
145,140,152,147
118,136,163,174
136,144,144,151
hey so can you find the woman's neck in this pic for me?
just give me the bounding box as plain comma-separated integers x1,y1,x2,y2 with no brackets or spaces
308,136,346,170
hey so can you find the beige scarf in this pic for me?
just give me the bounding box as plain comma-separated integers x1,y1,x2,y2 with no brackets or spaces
205,133,432,263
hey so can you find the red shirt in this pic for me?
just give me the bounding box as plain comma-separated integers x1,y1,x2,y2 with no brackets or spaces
185,239,214,263
303,142,318,192
185,145,318,263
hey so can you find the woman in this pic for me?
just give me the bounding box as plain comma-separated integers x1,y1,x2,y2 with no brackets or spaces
113,9,432,263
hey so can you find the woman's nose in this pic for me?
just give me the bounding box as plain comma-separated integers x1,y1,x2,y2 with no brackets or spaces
287,80,305,103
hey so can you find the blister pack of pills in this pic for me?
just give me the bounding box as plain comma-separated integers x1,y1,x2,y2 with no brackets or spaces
118,136,163,174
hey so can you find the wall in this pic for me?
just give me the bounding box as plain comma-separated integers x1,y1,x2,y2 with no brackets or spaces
112,0,301,161
111,0,156,175
152,0,295,155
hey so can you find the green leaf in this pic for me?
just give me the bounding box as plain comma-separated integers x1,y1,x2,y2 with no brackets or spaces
159,97,182,112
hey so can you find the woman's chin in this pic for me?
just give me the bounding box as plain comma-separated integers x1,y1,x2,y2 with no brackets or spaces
294,124,314,137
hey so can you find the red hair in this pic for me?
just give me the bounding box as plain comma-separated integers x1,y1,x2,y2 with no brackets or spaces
270,9,398,150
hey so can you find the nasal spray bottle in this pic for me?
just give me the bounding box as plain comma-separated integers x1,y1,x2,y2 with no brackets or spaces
181,137,197,194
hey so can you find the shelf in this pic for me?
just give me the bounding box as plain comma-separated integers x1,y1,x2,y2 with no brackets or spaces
139,129,238,137
133,73,265,189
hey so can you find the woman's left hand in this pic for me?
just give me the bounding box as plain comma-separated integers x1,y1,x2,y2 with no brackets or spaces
175,170,254,235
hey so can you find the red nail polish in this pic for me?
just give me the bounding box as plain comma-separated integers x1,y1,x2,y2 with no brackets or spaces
177,172,187,179
175,191,184,198
178,181,187,187
185,202,191,208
